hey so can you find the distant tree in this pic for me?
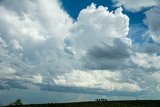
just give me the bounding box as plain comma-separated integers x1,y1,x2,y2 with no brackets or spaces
9,98,23,106
96,98,107,102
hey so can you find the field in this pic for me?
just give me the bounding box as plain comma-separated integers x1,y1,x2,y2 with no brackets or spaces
6,100,160,107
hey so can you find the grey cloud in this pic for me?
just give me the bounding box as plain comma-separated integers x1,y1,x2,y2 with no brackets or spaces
82,56,132,70
112,0,160,12
87,38,130,59
0,79,27,90
81,38,133,70
63,39,74,55
39,84,144,97
0,0,31,14
63,47,74,56
145,7,160,43
140,43,160,54
0,0,73,90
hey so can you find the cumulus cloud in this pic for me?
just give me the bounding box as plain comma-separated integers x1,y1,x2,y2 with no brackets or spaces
0,0,73,90
0,0,160,99
53,69,141,92
71,4,129,50
70,4,131,71
145,7,160,43
112,0,160,12
81,38,133,70
131,53,160,69
0,0,143,96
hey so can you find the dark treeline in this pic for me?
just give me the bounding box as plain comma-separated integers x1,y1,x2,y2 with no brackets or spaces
5,100,160,107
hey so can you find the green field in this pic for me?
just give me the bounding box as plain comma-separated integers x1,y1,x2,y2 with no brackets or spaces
6,100,160,107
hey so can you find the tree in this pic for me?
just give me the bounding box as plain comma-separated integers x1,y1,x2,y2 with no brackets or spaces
9,98,23,106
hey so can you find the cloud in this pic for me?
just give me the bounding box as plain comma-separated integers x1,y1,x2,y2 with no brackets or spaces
145,7,160,43
112,0,160,12
0,0,160,100
138,43,160,55
71,4,129,50
0,0,73,90
131,53,160,69
0,79,28,90
87,38,130,60
53,69,141,92
39,84,144,97
81,38,133,70
151,71,160,92
70,3,131,71
0,0,73,55
0,0,143,96
9,39,23,50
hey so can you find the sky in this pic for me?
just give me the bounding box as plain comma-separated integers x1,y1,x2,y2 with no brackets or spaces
0,0,160,106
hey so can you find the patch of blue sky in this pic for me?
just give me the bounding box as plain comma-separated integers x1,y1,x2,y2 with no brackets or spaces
60,0,149,44
127,24,153,44
61,0,160,55
61,0,146,25
60,0,117,20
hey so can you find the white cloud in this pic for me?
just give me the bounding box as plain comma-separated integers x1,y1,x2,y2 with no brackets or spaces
0,0,144,95
0,67,16,76
15,74,43,84
9,39,23,50
113,0,160,12
54,69,141,92
145,7,160,43
0,0,73,42
71,3,130,52
0,0,159,98
0,0,73,89
68,4,132,71
0,0,73,58
0,37,7,48
131,53,160,69
0,0,73,55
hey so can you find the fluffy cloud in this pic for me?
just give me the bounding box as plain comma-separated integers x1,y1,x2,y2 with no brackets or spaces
0,0,73,90
53,69,141,92
9,39,23,50
145,7,160,43
70,4,131,71
71,4,129,50
1,0,160,99
113,0,160,12
0,0,144,96
131,53,160,69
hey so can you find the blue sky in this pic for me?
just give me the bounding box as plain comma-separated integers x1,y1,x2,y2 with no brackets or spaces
61,0,146,25
0,0,160,106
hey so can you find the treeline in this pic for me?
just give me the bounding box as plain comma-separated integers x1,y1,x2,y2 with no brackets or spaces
6,99,160,107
